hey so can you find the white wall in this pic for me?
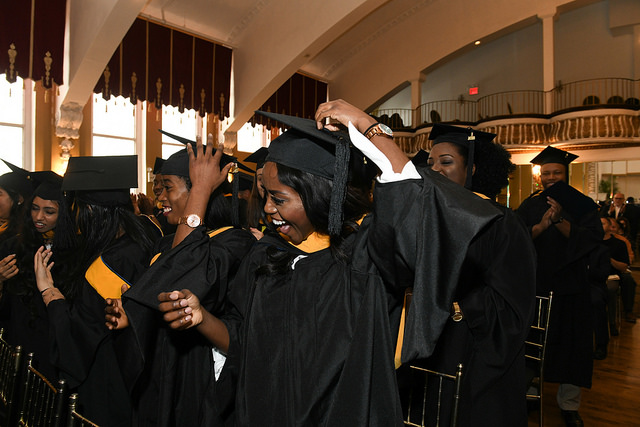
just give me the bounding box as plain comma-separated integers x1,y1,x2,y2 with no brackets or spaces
555,0,634,82
377,0,635,110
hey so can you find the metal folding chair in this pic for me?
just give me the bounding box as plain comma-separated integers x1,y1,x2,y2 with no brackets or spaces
403,363,464,427
0,328,23,426
525,291,554,427
66,393,99,427
16,353,66,427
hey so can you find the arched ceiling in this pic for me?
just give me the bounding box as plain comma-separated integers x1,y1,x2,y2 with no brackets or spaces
64,0,588,133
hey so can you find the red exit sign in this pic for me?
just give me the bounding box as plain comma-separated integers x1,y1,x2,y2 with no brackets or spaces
469,87,479,95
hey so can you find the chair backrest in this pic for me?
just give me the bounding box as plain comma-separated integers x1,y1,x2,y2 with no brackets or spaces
17,353,66,427
525,292,554,427
403,363,464,427
66,393,99,427
0,328,23,425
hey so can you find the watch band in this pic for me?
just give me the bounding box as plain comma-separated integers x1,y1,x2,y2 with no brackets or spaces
364,123,393,140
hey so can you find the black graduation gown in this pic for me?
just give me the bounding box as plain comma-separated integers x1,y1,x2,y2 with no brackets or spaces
47,231,158,427
118,226,256,427
516,190,603,387
0,235,57,381
400,202,536,427
223,168,501,427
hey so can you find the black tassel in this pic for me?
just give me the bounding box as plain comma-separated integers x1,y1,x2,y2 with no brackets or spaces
328,138,350,236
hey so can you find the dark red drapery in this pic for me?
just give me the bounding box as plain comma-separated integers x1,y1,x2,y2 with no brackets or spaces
253,73,328,129
0,0,67,87
94,18,232,118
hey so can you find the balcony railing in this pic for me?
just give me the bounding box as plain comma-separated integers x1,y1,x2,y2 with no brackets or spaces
372,77,640,130
553,77,640,112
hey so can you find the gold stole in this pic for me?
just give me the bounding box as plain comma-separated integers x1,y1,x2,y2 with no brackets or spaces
0,221,8,236
395,288,413,369
85,256,130,299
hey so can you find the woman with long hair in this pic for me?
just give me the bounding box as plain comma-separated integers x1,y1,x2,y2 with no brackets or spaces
157,100,500,425
34,155,161,427
0,171,76,380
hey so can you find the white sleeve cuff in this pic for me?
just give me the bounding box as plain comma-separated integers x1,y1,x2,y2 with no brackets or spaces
347,122,420,183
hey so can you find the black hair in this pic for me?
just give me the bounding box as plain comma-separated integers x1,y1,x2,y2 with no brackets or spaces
246,173,266,229
258,162,372,275
70,199,154,299
5,192,79,322
0,185,26,245
442,141,515,200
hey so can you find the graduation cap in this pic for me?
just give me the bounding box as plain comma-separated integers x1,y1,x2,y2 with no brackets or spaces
244,147,269,170
153,157,165,175
540,179,597,219
159,130,256,228
530,146,578,166
158,130,254,178
429,124,496,189
62,155,138,206
255,110,376,236
0,159,33,199
411,150,430,168
30,171,63,201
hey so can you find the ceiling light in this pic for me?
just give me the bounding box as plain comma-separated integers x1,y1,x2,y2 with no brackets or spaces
474,40,481,46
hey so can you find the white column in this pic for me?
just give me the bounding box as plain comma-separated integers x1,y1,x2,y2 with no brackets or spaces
410,73,426,128
634,24,640,80
539,11,556,114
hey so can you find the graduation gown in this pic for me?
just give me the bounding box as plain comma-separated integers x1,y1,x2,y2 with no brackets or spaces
0,235,62,381
224,168,500,426
516,190,603,387
119,226,256,427
400,202,536,427
47,229,159,427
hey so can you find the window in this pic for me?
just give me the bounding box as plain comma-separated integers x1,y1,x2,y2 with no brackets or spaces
237,122,270,153
161,105,207,158
92,94,137,156
0,74,33,174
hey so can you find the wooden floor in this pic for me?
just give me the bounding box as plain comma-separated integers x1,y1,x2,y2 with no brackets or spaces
528,265,640,427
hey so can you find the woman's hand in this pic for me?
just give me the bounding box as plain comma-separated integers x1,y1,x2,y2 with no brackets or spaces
0,254,18,282
315,99,377,133
33,246,54,292
158,290,204,330
105,284,130,330
188,135,233,196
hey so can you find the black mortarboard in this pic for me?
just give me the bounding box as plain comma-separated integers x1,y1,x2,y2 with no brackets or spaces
158,130,255,177
255,110,375,236
153,157,165,174
530,146,578,166
411,150,430,168
62,155,138,206
30,171,63,201
429,124,496,189
244,147,269,170
541,179,597,219
158,130,256,228
0,159,33,199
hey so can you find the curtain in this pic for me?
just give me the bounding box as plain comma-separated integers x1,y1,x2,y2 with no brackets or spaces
0,0,67,87
93,17,232,119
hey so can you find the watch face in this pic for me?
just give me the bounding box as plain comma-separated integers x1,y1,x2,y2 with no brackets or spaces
379,123,393,135
186,214,201,227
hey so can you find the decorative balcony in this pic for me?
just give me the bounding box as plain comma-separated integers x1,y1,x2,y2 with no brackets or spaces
370,77,640,156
